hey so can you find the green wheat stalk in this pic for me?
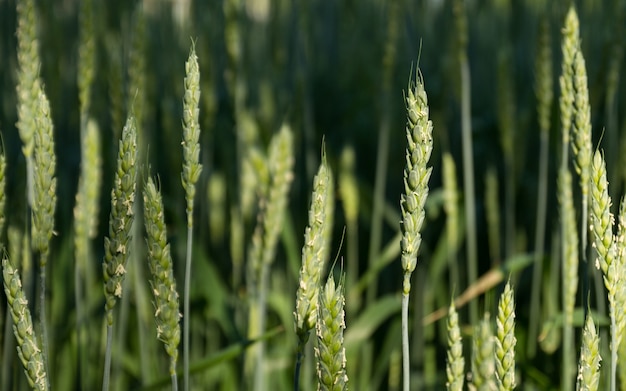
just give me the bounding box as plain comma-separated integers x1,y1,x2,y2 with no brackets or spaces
294,148,334,389
400,69,433,391
530,18,553,365
181,42,203,391
315,272,348,391
143,177,181,391
484,168,502,263
495,281,516,390
445,301,464,391
102,116,138,391
560,168,579,390
3,256,48,390
453,0,478,327
442,153,459,289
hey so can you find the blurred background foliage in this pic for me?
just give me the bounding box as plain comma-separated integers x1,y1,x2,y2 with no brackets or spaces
1,0,626,389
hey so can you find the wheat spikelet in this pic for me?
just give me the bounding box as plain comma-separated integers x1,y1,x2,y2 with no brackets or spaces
143,177,181,379
3,257,48,390
445,301,464,391
495,281,516,390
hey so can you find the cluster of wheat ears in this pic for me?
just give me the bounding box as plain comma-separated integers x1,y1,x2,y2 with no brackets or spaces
2,0,626,390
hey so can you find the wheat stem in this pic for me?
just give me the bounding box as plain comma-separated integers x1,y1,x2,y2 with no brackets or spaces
400,68,433,391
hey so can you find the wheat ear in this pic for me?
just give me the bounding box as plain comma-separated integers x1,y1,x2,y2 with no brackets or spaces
15,0,41,208
472,313,496,390
445,301,464,391
495,281,516,390
3,256,48,390
102,115,138,391
577,312,601,391
315,273,348,391
31,87,56,382
144,177,181,390
181,42,202,391
589,150,625,391
400,68,433,391
294,148,333,389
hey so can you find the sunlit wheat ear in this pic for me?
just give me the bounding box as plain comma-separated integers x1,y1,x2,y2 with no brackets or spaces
445,301,464,391
495,281,516,390
31,88,57,260
559,6,579,162
315,273,348,391
103,115,138,325
143,177,181,380
576,313,601,391
400,70,433,295
295,150,333,343
589,150,625,336
181,42,202,228
589,149,625,389
471,313,496,390
3,256,48,390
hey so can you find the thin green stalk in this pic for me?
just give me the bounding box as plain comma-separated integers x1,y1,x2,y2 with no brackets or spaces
400,69,433,391
103,324,113,391
181,43,203,391
442,153,459,291
529,18,553,366
453,0,478,326
560,169,579,390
